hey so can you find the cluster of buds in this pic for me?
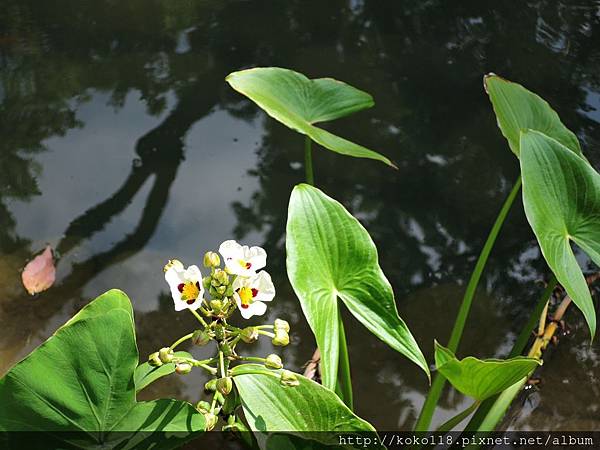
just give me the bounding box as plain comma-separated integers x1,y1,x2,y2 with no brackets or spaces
147,240,298,431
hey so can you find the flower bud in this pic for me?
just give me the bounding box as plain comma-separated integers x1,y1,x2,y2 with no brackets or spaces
195,400,211,414
203,251,220,268
158,347,174,363
175,362,192,375
210,299,223,314
214,323,225,340
225,285,234,297
216,285,227,295
274,318,290,332
202,275,212,290
221,341,233,357
217,377,233,395
148,352,163,367
265,354,283,369
204,412,218,431
204,379,217,392
279,370,299,387
192,329,210,346
272,329,290,346
213,269,229,286
240,327,259,343
227,414,236,426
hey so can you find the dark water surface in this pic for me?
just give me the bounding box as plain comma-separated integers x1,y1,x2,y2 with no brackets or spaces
2,0,600,431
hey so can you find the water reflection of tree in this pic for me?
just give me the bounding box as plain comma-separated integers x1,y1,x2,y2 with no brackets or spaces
1,0,600,429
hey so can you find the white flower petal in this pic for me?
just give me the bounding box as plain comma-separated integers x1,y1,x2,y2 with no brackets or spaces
184,265,202,282
165,266,185,304
240,300,267,319
165,263,204,312
219,240,243,261
253,271,275,302
244,246,267,271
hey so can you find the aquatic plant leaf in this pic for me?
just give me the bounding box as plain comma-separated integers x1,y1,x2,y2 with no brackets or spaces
21,245,56,295
520,130,600,338
286,184,429,390
226,67,395,167
484,74,582,157
434,341,540,401
0,289,204,448
134,350,193,393
232,364,380,448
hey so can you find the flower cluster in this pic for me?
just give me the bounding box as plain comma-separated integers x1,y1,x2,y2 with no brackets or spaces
148,240,295,431
164,240,275,319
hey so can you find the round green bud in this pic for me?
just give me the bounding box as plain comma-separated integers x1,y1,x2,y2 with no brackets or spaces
203,251,220,268
265,354,283,369
204,379,217,392
216,285,227,295
217,377,233,396
225,285,234,297
240,327,259,344
175,362,192,375
210,299,223,314
221,341,233,357
202,275,212,290
204,412,218,431
279,370,299,387
214,323,225,341
192,329,210,346
274,318,290,332
195,400,211,414
227,414,236,426
213,269,229,286
209,285,218,297
148,352,163,367
158,347,174,364
272,329,290,347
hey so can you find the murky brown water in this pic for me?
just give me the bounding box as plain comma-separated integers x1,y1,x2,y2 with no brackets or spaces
2,0,600,431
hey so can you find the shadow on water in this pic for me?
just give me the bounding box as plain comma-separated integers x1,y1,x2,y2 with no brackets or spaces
1,0,600,430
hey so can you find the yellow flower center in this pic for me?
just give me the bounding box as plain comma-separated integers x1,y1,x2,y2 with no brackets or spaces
238,286,254,308
238,259,252,270
181,282,199,303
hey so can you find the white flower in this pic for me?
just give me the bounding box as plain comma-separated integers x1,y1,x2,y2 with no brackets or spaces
232,270,275,319
164,259,204,311
218,240,266,277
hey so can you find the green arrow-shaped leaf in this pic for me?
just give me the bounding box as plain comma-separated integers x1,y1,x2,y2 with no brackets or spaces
232,364,379,448
226,67,395,167
434,341,540,401
484,74,582,157
286,184,429,390
0,290,204,448
520,130,600,338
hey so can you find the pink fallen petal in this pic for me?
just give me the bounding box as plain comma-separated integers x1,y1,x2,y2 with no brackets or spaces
22,246,56,295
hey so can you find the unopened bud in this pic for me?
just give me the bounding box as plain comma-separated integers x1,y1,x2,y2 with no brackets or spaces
274,319,290,332
158,347,174,363
272,329,290,346
210,299,223,313
204,379,217,392
203,251,220,268
221,341,233,357
148,352,163,367
175,362,192,375
279,370,299,387
265,354,283,369
217,377,233,395
240,327,259,343
202,275,212,290
216,285,227,295
214,323,225,340
195,400,211,414
213,269,229,286
225,285,234,297
204,412,218,431
192,329,210,346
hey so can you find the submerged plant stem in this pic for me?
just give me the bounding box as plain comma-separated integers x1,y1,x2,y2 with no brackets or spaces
336,313,353,410
305,135,314,185
414,175,522,432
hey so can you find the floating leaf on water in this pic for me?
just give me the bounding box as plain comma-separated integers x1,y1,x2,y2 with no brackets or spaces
21,245,56,295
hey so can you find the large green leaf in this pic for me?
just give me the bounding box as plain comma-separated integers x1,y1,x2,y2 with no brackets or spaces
134,350,194,393
0,290,204,448
286,184,429,390
434,341,540,401
232,364,379,449
520,130,600,338
226,67,395,167
484,74,582,157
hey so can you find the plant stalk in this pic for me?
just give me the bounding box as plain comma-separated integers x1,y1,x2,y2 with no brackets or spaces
414,175,522,431
304,135,314,185
335,313,353,410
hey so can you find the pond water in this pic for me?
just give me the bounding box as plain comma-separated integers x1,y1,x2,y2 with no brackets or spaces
2,0,600,431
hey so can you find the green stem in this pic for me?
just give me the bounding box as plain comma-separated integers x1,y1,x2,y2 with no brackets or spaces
304,135,314,185
335,314,353,410
237,356,266,364
189,308,208,328
414,175,522,431
464,275,557,431
170,332,194,350
257,330,275,338
219,350,226,378
435,401,480,433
